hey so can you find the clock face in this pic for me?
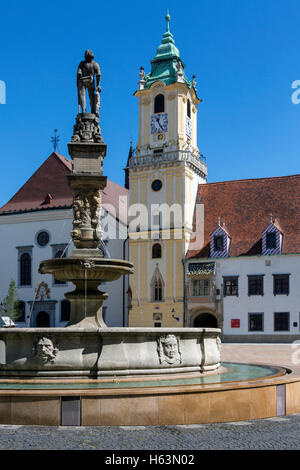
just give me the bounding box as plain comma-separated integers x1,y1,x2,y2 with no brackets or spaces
186,116,192,139
151,113,168,134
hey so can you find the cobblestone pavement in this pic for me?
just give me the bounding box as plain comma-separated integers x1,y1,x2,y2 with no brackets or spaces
1,414,300,450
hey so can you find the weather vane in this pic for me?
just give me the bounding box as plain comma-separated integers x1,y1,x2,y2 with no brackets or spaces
51,129,60,152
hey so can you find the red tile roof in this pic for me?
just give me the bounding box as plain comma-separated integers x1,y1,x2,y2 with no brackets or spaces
187,174,300,258
0,152,128,224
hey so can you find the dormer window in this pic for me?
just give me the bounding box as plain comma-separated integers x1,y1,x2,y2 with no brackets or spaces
266,232,276,250
210,223,230,258
154,94,164,113
262,219,282,255
214,236,223,252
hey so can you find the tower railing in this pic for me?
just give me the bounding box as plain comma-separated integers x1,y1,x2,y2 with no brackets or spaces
129,150,207,175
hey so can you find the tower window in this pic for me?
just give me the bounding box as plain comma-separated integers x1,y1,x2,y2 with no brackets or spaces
154,279,163,301
152,243,162,259
20,253,31,286
187,99,191,118
154,94,165,113
151,179,163,191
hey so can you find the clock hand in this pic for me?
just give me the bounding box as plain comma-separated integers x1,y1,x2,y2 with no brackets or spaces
156,116,163,131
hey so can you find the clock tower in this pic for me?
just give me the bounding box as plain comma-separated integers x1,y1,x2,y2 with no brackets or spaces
127,13,207,327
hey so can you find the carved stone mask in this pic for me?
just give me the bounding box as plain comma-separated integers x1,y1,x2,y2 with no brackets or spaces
34,337,58,364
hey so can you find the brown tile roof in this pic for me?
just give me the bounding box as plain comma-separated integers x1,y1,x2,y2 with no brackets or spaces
187,174,300,258
0,152,128,224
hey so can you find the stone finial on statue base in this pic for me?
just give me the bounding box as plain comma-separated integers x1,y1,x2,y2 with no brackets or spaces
71,113,103,144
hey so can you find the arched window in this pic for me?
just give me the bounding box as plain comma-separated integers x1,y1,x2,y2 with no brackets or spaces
154,279,162,301
152,243,162,259
187,99,191,118
151,266,165,302
20,253,31,286
154,94,165,113
61,300,70,322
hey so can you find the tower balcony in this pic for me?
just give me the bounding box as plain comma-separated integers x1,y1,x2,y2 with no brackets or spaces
129,150,207,178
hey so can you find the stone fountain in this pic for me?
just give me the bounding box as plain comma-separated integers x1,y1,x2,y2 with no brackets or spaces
0,50,220,379
0,52,294,427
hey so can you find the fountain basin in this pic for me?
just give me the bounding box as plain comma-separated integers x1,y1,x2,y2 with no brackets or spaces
0,361,298,426
0,328,221,378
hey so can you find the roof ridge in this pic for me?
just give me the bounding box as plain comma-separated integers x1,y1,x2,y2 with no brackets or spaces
203,173,300,187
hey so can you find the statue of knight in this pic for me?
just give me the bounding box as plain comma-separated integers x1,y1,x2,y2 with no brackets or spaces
77,49,101,116
72,50,103,142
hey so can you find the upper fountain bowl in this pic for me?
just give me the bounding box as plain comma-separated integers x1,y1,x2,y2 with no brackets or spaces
39,256,134,283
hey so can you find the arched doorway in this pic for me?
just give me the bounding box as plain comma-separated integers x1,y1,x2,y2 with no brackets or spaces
194,313,218,328
36,311,50,327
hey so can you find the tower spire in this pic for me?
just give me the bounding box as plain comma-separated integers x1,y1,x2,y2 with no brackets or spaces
165,10,171,32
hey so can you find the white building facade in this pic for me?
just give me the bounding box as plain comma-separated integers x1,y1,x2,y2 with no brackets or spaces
0,153,129,328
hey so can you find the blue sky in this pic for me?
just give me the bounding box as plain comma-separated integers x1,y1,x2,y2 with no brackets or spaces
0,0,300,207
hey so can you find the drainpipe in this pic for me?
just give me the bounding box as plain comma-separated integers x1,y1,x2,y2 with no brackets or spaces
122,236,128,327
182,259,186,327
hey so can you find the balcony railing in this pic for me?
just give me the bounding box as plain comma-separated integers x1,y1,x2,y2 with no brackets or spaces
129,150,207,175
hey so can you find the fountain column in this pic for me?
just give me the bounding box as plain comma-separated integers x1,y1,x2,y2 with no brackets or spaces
39,51,133,328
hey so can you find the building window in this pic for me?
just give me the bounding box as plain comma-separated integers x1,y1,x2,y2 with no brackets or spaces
60,300,70,322
248,275,264,296
274,312,290,332
249,313,264,332
152,243,162,259
152,213,162,229
154,279,163,302
223,277,238,296
273,274,290,295
214,236,223,252
154,94,164,113
36,230,50,247
151,179,163,191
192,279,210,296
154,322,162,327
20,253,31,286
54,249,66,285
187,99,191,118
266,232,276,249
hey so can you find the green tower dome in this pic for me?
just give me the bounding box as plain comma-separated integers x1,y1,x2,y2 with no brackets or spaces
144,12,192,89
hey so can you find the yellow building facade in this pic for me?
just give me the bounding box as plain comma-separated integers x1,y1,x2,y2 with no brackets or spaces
128,14,207,327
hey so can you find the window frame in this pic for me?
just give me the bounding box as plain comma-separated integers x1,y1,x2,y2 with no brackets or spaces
223,276,239,297
248,275,264,296
248,312,264,332
152,243,162,259
266,232,277,249
20,252,32,286
274,312,290,332
214,235,224,252
154,94,165,114
191,279,210,297
273,274,290,296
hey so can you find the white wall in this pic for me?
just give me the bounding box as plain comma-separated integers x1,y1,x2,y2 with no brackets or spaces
0,208,128,328
215,254,300,336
